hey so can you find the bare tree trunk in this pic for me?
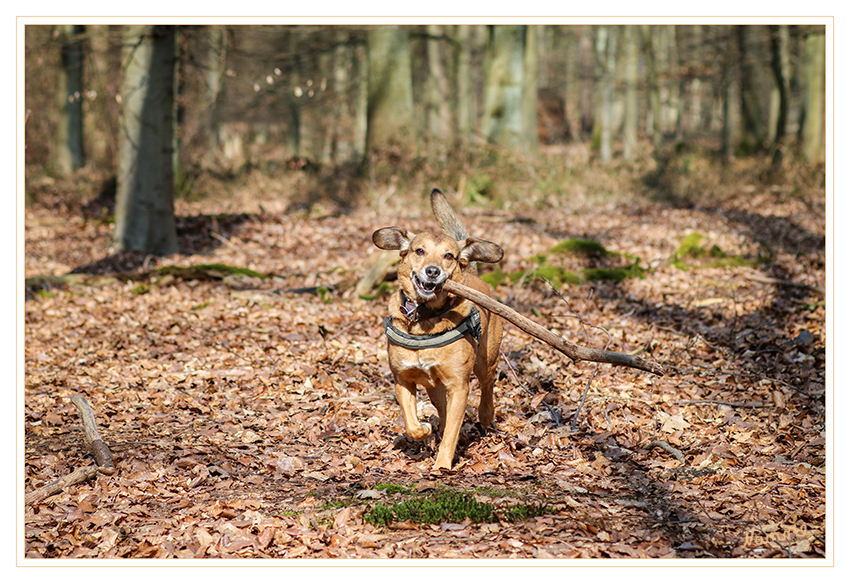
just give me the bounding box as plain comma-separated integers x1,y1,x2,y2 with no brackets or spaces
641,25,662,149
522,25,539,154
115,25,178,256
204,26,227,158
331,28,353,163
672,26,686,143
623,25,639,160
352,39,368,161
53,24,86,175
718,26,737,162
284,27,302,157
482,25,534,153
769,25,791,168
737,26,766,155
563,26,577,138
455,25,474,141
595,25,618,164
577,26,594,136
425,25,452,142
85,25,113,170
366,26,414,153
800,28,825,162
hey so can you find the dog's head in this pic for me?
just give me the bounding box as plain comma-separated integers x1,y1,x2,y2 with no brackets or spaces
373,227,503,303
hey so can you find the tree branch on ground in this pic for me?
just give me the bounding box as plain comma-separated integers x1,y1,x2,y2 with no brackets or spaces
70,394,116,472
25,465,98,507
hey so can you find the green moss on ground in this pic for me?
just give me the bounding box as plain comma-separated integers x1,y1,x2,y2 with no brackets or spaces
362,487,550,528
672,232,757,270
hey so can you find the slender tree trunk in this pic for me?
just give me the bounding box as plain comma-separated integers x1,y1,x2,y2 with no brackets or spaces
801,29,825,162
352,39,368,161
641,25,662,149
53,24,86,175
365,26,414,153
577,26,594,136
718,26,737,162
623,25,639,160
425,25,452,142
455,25,474,141
285,28,302,157
672,26,686,143
522,25,539,154
115,25,178,256
85,25,113,170
331,28,352,163
204,26,226,157
769,25,791,168
563,26,577,138
737,26,766,155
595,26,618,164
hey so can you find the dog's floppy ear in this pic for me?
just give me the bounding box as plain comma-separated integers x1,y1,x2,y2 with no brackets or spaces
372,227,415,253
458,237,504,266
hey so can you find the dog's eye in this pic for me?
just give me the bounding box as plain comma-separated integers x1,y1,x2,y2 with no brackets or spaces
444,253,455,261
415,248,426,256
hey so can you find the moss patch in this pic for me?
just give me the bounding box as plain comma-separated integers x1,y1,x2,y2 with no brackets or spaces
547,238,608,258
154,263,268,281
130,283,150,295
359,281,395,301
673,232,756,270
362,487,550,528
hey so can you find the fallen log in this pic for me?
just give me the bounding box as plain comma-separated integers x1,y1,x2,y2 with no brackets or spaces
442,278,665,376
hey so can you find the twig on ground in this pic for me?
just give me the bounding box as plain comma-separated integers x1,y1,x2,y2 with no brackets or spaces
500,350,562,427
647,440,686,465
571,363,603,432
325,317,370,343
69,395,115,472
25,465,98,506
676,399,774,409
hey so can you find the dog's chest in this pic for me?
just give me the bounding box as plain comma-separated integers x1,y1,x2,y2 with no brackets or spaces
396,349,441,381
391,346,461,387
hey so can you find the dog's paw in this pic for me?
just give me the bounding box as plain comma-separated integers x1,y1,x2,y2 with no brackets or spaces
417,422,433,439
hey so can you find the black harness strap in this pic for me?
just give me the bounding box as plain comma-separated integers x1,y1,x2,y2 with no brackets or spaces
383,306,482,350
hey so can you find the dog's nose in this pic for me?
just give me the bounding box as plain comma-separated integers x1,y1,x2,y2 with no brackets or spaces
425,265,440,279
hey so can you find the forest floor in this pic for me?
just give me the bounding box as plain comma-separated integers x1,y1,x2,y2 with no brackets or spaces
22,154,827,561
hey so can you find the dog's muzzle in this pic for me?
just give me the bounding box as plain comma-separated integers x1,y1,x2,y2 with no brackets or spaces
411,267,445,300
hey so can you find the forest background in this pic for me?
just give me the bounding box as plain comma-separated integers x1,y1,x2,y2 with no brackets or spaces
17,17,832,563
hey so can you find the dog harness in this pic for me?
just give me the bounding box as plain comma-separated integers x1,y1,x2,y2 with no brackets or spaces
383,295,482,350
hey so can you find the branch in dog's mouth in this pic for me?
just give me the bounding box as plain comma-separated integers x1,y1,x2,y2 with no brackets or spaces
441,278,666,376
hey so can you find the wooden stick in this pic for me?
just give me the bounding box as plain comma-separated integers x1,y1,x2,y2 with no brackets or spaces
70,395,116,472
25,465,98,506
647,440,686,465
442,279,665,376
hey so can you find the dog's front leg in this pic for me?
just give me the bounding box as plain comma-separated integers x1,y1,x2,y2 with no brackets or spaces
395,381,433,440
424,384,447,429
432,380,469,471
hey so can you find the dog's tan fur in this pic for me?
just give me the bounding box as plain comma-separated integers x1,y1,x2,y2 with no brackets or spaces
372,190,503,471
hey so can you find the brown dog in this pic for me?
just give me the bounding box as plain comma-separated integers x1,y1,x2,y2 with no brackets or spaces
372,189,503,470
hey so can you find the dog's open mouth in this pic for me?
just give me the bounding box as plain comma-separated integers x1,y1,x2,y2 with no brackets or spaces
412,273,444,299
